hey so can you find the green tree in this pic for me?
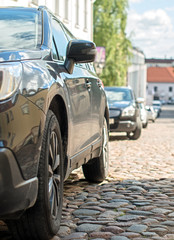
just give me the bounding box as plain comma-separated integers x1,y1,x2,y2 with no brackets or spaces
94,0,132,86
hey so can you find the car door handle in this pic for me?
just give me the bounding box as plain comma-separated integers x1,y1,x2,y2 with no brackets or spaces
86,80,91,90
97,79,102,88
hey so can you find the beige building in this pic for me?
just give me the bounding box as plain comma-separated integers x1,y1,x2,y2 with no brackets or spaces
147,67,174,103
146,59,174,103
127,47,147,101
0,0,95,40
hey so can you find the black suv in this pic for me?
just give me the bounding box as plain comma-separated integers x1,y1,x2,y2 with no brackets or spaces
0,7,109,240
105,86,142,140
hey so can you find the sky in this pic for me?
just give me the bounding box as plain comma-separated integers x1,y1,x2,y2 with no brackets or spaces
126,0,174,59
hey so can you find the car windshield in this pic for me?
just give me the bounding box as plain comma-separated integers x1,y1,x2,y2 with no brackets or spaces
0,9,42,50
105,88,132,103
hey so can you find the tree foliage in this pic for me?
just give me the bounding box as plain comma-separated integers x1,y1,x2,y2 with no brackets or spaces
94,0,132,86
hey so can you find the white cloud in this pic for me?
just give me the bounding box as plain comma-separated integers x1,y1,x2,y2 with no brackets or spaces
126,9,174,58
165,6,174,12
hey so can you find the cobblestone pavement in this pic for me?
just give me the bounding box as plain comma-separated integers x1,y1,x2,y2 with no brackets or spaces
1,105,174,240
57,105,174,240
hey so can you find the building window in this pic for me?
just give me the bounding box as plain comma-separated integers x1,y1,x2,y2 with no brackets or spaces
76,0,79,26
64,0,69,21
84,0,88,30
55,0,59,16
154,86,158,92
169,86,173,92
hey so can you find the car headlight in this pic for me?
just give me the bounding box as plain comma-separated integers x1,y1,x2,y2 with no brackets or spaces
122,105,135,117
0,63,22,101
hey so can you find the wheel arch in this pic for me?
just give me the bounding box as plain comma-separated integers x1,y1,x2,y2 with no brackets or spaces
104,105,110,132
49,95,68,178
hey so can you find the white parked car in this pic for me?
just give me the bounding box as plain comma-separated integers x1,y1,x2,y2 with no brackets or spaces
137,98,148,128
152,100,162,117
146,105,157,122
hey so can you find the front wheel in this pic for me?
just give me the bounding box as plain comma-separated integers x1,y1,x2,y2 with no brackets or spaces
82,118,109,183
127,118,142,140
7,110,64,240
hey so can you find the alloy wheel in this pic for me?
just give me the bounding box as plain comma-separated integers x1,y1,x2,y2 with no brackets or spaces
102,120,109,174
48,131,61,219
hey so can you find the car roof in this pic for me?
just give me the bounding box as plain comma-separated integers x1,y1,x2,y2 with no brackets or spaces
0,6,39,13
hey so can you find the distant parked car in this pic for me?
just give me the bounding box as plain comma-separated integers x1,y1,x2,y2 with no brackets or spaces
167,98,174,104
105,86,142,140
146,105,157,122
153,100,162,117
137,98,148,128
0,6,109,240
160,100,166,105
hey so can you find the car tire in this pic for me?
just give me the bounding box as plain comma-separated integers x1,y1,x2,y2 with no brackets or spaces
127,118,142,140
142,121,148,128
7,110,63,240
82,118,109,183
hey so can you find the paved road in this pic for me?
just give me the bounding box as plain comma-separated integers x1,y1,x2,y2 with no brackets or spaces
1,105,174,240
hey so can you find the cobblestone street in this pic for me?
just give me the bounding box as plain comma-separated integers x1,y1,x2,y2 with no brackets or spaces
58,105,174,240
1,105,174,240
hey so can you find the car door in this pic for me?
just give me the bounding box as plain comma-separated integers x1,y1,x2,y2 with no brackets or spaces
51,17,92,158
87,64,105,143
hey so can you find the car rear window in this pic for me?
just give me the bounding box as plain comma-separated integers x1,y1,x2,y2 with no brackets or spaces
0,9,42,50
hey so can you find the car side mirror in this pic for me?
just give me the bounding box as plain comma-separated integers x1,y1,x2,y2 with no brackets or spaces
64,40,96,74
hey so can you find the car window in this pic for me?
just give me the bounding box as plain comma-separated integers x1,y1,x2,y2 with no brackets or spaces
59,21,87,69
87,62,95,72
51,17,88,70
61,23,75,41
52,18,69,61
52,38,59,60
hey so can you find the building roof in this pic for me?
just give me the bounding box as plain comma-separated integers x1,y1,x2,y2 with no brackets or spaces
147,67,174,83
